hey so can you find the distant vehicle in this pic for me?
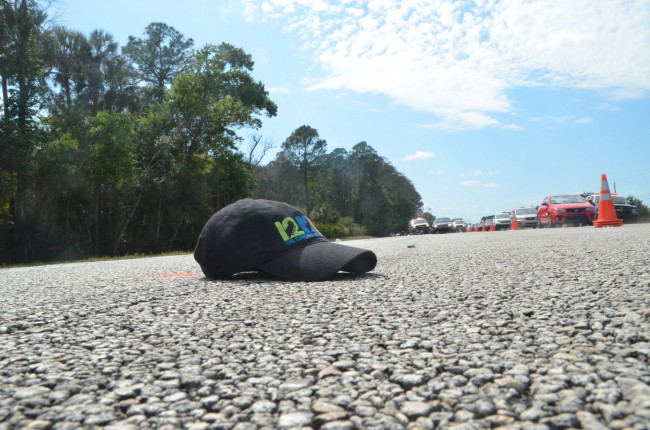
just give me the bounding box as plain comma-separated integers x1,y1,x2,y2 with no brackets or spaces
586,194,639,223
432,217,453,233
452,218,467,232
511,207,538,229
481,215,495,230
537,194,596,227
408,218,431,234
493,213,511,230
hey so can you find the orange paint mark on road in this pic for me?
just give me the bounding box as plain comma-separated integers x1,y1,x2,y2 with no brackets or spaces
160,272,198,279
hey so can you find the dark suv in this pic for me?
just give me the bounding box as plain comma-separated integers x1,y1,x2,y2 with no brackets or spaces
587,194,639,223
432,217,454,233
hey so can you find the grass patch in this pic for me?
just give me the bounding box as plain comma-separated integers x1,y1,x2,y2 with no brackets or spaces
0,250,191,270
340,235,375,241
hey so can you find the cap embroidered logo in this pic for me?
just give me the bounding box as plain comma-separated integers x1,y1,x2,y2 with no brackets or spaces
275,215,321,245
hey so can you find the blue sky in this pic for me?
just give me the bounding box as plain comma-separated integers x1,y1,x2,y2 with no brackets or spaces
54,0,650,223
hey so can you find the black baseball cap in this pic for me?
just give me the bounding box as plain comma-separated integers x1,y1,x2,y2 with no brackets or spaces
194,199,377,281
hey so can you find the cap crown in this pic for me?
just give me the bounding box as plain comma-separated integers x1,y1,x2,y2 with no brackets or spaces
194,199,325,278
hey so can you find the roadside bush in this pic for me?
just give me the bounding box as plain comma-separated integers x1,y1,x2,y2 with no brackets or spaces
316,223,345,238
627,195,650,223
311,204,339,224
339,217,367,236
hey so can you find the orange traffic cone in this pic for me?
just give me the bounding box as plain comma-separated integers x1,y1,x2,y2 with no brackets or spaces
511,216,519,230
474,225,479,232
489,224,495,232
593,173,623,228
481,225,486,232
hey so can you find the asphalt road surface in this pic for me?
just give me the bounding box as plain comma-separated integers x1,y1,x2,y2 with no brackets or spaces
2,224,649,430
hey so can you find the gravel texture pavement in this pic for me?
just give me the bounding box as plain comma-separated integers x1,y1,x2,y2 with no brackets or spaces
1,224,650,430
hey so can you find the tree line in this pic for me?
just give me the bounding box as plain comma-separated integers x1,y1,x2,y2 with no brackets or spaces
256,125,421,238
0,1,422,264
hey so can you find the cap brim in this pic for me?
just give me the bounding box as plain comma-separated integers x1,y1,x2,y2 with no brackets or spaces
258,240,377,282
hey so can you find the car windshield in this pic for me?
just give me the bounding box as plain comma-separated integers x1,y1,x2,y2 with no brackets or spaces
612,196,628,204
550,195,586,204
495,214,510,219
411,220,427,225
436,218,451,222
515,208,536,215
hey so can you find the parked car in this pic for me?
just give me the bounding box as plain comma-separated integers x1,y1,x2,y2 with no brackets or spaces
432,217,453,233
452,218,467,232
493,213,511,230
537,194,596,227
408,218,431,234
511,207,538,228
586,194,639,223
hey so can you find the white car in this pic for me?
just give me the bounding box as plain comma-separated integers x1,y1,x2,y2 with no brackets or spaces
408,218,431,234
494,213,511,230
452,218,467,232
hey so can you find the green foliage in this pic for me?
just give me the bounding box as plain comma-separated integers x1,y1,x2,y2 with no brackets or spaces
123,22,194,105
315,223,345,238
281,125,327,216
0,170,16,222
86,112,135,187
338,217,367,236
627,195,650,222
0,12,277,264
36,133,79,188
311,203,339,224
43,26,90,108
167,43,277,155
314,217,367,239
252,151,301,206
255,140,422,237
282,125,327,171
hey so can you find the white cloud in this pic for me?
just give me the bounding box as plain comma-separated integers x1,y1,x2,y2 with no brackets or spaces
242,0,650,130
461,170,484,178
460,179,499,188
404,151,436,161
530,115,594,125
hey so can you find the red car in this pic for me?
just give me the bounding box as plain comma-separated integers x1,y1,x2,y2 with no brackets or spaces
537,194,596,227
